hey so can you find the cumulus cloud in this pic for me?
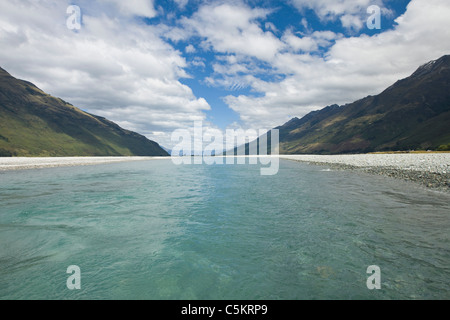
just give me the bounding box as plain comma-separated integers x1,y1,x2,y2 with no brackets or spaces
173,0,189,10
290,0,391,31
1,0,450,148
281,29,341,53
128,0,450,133
176,3,284,62
0,0,209,147
100,0,157,18
207,0,450,131
185,44,196,53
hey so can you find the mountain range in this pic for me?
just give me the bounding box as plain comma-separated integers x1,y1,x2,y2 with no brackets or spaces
0,67,168,157
232,55,450,155
273,55,450,154
1,55,449,158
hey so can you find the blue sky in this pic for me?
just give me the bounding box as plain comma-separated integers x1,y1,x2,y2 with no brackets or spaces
150,0,412,129
1,0,450,148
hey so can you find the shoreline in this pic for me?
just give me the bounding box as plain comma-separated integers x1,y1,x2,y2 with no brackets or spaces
0,156,169,171
280,154,450,193
1,154,449,192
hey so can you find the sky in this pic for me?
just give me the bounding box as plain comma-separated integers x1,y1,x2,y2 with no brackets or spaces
1,0,450,149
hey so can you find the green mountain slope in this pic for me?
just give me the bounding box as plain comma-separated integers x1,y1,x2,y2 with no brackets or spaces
0,67,168,157
275,55,450,154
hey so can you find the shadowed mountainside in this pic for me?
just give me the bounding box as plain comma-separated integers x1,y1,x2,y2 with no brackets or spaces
0,67,168,157
233,55,450,155
275,55,450,154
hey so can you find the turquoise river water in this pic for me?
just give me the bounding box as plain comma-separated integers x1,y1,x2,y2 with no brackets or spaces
0,159,449,299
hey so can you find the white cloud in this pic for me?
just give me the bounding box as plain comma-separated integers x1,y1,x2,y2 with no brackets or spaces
290,0,389,31
301,18,309,30
185,44,196,53
340,13,364,31
282,30,319,52
265,22,278,33
178,3,284,62
222,0,450,131
1,0,449,149
173,0,189,10
0,0,209,148
100,0,157,18
290,0,383,17
154,0,450,132
190,57,206,69
281,29,341,53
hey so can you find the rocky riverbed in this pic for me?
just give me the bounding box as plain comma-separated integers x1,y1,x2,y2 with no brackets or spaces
1,154,449,192
281,154,450,192
0,157,166,171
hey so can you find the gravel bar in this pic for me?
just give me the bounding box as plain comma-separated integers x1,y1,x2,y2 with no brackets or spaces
2,154,450,192
281,154,450,192
0,157,167,171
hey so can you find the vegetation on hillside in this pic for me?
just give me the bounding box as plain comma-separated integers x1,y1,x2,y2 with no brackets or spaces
0,67,169,157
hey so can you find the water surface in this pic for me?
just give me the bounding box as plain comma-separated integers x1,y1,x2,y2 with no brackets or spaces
0,159,449,299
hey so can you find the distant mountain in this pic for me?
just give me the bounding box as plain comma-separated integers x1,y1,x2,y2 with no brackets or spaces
0,67,169,157
161,146,172,155
273,55,450,154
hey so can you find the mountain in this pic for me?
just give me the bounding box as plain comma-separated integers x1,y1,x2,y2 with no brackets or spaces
274,55,450,154
0,67,169,157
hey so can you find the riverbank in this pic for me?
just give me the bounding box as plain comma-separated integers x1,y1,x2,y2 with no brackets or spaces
0,157,168,171
280,154,450,192
2,154,449,192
